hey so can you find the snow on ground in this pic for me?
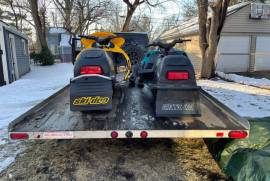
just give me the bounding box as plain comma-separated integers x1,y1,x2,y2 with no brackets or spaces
0,63,73,172
216,71,270,90
198,79,270,118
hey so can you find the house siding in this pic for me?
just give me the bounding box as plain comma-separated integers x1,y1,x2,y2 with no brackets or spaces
223,5,270,33
175,35,202,78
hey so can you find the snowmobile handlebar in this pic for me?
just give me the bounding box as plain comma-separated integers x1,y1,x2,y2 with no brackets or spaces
147,39,191,50
78,35,119,45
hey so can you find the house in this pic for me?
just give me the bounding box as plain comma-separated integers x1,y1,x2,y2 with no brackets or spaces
0,20,30,86
160,2,270,76
47,27,72,62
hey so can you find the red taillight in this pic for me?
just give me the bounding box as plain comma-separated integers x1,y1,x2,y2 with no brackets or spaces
80,66,103,75
140,131,148,138
228,131,248,139
10,133,29,140
111,131,118,139
167,71,189,80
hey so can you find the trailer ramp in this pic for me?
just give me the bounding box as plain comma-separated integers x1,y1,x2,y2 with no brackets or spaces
8,85,249,139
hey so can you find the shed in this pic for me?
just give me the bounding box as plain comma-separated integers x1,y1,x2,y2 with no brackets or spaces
0,20,30,86
161,2,270,76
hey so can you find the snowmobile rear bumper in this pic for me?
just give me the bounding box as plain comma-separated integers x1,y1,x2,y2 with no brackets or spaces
70,74,113,111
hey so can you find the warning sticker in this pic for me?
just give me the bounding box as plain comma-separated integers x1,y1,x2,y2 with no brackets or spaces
42,132,74,139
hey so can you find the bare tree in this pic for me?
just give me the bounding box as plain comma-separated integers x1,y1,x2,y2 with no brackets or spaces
122,0,170,32
182,0,198,18
53,0,111,44
197,0,230,78
0,0,33,34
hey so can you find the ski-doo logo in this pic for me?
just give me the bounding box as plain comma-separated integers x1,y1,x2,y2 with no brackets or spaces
73,96,110,105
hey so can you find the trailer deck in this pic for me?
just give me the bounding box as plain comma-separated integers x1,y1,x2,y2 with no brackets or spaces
8,85,250,139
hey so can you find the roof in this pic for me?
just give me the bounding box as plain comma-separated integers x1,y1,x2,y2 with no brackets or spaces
0,20,28,40
48,27,67,34
161,2,250,40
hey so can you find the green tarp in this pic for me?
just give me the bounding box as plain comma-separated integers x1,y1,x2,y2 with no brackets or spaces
206,117,270,181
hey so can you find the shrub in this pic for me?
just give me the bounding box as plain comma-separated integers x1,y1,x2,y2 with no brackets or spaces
34,47,55,65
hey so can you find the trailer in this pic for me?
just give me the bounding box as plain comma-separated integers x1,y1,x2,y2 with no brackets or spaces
8,83,250,140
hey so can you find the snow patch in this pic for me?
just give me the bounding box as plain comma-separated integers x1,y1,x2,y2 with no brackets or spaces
198,79,270,118
216,71,270,90
0,63,73,173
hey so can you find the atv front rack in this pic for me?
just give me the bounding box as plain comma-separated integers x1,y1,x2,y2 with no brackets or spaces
8,85,249,139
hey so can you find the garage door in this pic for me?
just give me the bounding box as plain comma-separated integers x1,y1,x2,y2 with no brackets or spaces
255,36,270,71
216,36,250,73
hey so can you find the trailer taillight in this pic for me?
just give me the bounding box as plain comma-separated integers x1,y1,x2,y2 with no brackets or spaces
111,131,118,139
80,66,103,75
10,133,29,140
140,131,148,138
228,131,248,139
167,71,189,80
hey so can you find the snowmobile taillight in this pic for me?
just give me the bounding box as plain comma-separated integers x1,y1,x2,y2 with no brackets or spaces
111,131,118,139
228,131,248,139
80,66,103,75
10,133,29,140
140,131,148,138
167,71,189,80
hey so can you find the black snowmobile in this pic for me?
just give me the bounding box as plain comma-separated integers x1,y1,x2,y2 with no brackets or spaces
138,39,201,117
70,32,132,111
70,32,147,112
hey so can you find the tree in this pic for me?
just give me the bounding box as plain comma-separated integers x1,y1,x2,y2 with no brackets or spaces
122,0,169,32
197,0,230,78
53,0,111,43
182,0,198,18
0,0,33,35
28,0,48,49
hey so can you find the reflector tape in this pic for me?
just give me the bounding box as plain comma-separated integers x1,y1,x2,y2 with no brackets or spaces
167,71,189,80
80,66,103,75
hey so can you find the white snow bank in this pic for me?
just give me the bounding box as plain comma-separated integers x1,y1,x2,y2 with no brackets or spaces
198,79,270,118
216,71,270,90
0,63,73,172
0,63,73,132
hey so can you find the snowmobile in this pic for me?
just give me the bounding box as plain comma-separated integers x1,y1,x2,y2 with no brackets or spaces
70,32,133,111
138,39,201,117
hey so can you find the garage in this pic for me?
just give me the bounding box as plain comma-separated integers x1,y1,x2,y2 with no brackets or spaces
254,36,270,71
161,2,270,75
216,36,250,73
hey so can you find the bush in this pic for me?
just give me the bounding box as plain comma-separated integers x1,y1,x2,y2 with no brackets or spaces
34,47,55,65
30,52,39,64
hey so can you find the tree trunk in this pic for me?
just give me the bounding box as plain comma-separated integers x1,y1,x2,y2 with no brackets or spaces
122,8,135,32
198,0,229,79
197,0,208,78
28,0,48,50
